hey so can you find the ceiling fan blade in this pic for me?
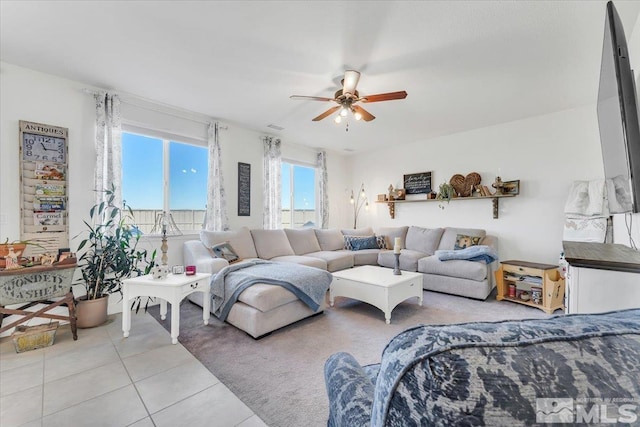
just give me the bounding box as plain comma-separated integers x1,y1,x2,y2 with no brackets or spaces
312,106,341,121
290,95,335,102
352,105,375,122
360,91,408,103
342,70,361,95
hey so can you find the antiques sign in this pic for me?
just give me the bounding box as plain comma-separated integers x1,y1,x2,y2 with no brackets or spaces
0,266,74,305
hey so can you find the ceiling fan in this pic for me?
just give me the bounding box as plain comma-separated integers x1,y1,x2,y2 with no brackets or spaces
290,70,407,123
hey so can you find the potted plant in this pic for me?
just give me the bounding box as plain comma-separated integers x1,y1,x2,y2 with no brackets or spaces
74,185,156,328
436,182,456,209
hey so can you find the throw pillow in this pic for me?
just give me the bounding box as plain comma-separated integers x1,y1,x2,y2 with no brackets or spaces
350,236,379,251
454,234,483,250
210,242,240,263
376,235,387,249
343,235,371,250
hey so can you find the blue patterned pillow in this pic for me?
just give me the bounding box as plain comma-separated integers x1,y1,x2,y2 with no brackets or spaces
350,236,379,251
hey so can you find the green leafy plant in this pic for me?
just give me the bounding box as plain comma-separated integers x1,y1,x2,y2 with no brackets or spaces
436,182,456,209
75,185,156,301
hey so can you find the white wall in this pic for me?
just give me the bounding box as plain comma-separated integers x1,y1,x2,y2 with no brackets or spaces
349,104,604,264
0,62,97,244
0,61,351,314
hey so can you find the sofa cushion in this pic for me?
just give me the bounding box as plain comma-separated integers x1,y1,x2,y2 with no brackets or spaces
418,255,487,281
284,228,322,255
378,249,426,272
376,226,409,249
200,227,258,259
314,229,345,251
237,283,299,312
341,227,374,236
306,251,354,272
405,226,444,255
438,227,486,251
346,249,382,266
270,255,327,270
250,229,295,259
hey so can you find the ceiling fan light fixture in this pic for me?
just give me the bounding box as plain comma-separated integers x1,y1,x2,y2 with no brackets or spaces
340,107,348,117
354,111,362,121
334,115,342,124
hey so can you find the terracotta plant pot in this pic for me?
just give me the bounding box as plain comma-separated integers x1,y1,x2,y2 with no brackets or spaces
75,295,109,328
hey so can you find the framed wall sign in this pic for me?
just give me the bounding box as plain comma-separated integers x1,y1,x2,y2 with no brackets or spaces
238,162,251,216
19,120,70,252
20,121,68,163
403,171,432,194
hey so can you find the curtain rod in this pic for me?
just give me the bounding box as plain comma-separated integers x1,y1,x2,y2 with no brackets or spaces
82,88,228,129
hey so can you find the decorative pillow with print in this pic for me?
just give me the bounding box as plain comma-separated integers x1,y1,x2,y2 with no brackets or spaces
350,236,379,251
454,234,483,250
344,235,372,250
210,241,240,263
376,235,387,249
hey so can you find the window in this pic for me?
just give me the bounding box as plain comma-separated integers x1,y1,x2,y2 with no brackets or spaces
122,131,208,233
281,161,316,228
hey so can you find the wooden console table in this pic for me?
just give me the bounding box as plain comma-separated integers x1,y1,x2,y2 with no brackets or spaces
0,263,77,340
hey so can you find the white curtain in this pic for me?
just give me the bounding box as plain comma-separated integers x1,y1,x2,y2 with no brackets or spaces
263,136,282,229
317,151,329,228
205,122,229,231
94,92,122,208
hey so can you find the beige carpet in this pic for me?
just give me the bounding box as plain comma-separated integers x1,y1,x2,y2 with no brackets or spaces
149,289,553,427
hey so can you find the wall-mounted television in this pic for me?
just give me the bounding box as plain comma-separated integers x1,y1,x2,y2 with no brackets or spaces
597,1,640,214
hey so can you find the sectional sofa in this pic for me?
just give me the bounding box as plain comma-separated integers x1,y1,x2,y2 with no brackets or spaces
184,225,498,337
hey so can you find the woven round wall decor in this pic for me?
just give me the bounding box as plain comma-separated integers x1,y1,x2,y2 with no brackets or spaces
464,172,481,197
449,174,465,196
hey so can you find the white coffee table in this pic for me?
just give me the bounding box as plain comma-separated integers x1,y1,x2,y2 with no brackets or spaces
122,272,212,344
330,265,423,324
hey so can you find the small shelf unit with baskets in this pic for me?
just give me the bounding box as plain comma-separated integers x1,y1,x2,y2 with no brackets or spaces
495,260,565,314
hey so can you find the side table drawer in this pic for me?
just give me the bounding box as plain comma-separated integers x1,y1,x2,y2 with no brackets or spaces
502,264,544,277
181,279,208,298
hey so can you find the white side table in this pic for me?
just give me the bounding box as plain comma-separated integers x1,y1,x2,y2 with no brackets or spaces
122,272,212,344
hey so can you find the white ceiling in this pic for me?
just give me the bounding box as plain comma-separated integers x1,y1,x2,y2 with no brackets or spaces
2,1,640,154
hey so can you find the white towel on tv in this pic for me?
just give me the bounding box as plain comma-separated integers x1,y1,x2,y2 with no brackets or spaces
605,175,633,214
564,180,607,216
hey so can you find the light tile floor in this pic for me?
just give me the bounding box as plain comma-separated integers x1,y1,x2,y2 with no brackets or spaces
0,312,267,427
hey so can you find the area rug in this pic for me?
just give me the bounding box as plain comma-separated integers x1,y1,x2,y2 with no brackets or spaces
149,289,552,427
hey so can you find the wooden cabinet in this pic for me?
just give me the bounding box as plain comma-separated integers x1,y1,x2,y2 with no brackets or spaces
495,260,564,314
563,241,640,314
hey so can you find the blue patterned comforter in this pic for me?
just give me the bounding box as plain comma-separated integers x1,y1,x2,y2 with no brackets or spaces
325,309,640,426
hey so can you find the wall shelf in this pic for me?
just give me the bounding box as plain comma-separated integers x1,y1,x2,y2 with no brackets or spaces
376,194,516,219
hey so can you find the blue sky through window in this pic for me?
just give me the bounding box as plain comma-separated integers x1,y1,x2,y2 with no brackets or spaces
281,162,316,210
122,133,207,210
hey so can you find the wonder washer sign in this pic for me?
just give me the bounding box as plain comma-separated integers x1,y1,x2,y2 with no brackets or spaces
0,268,74,305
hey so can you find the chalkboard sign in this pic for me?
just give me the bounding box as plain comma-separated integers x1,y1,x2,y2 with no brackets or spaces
238,162,251,216
403,171,432,194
